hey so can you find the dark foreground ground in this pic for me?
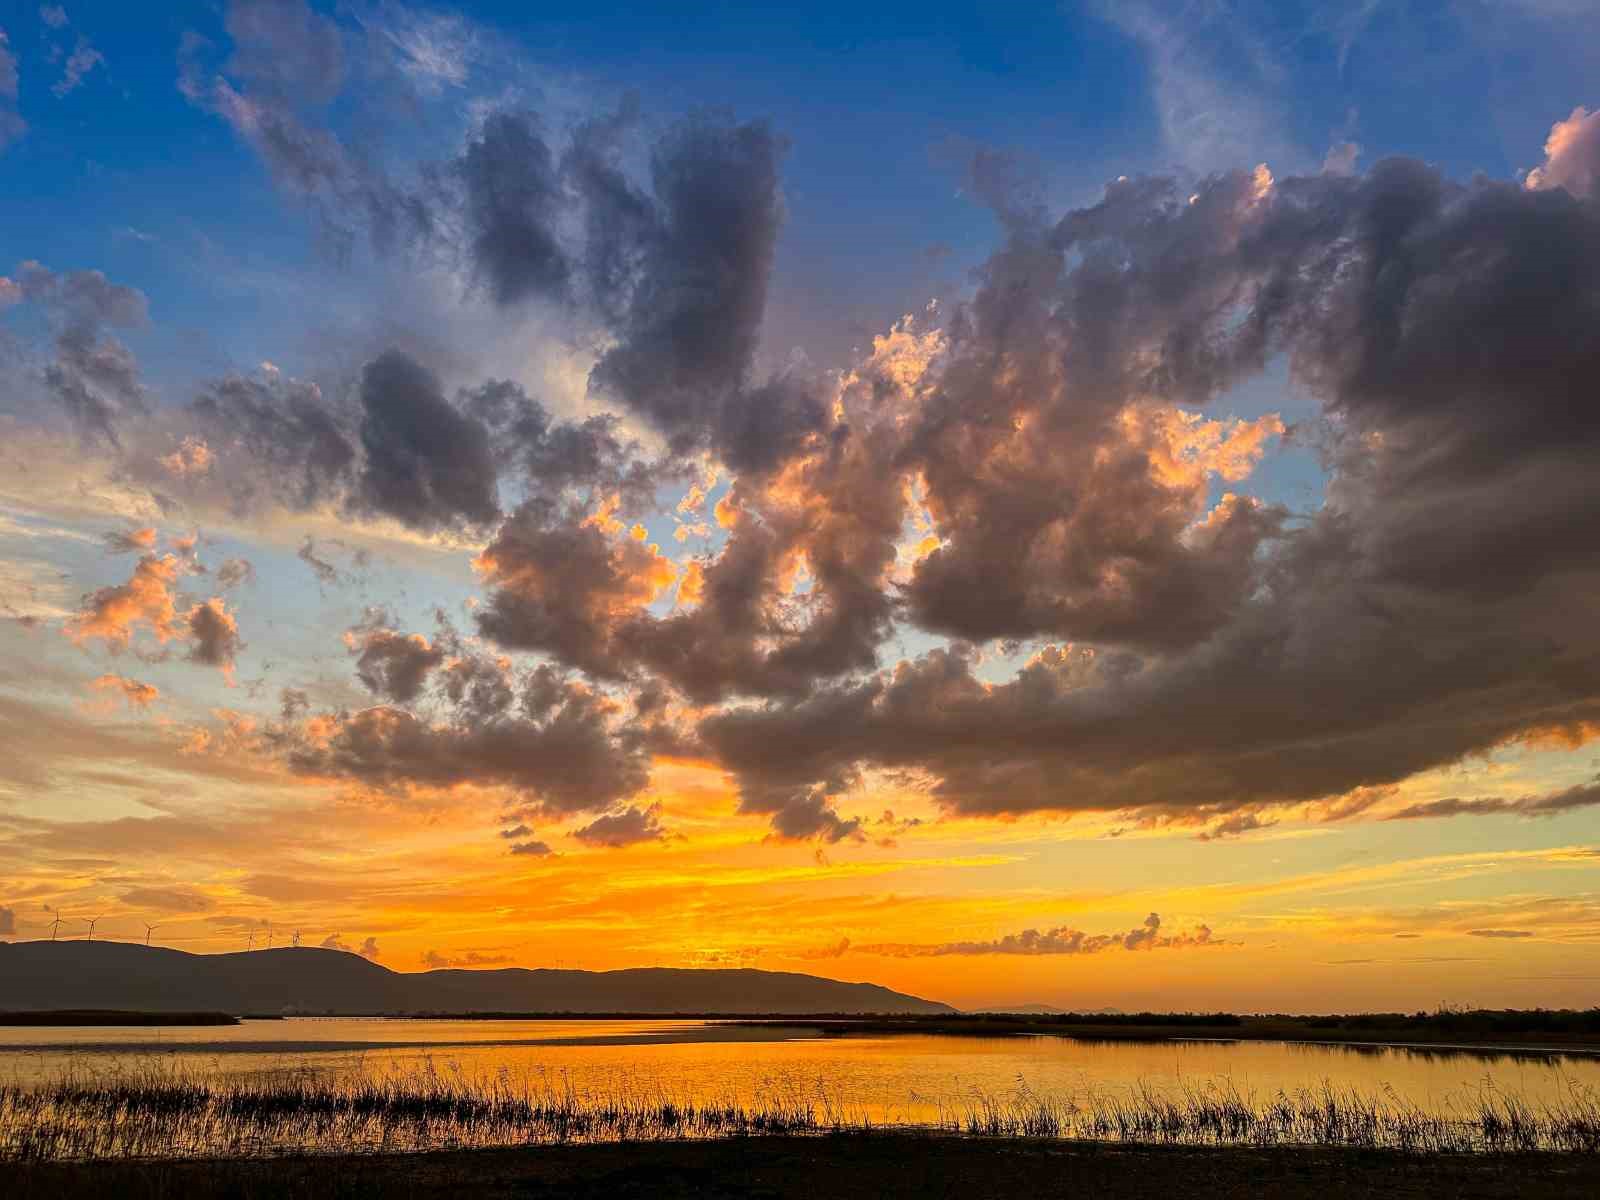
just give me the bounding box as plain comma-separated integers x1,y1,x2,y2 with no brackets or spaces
12,1136,1600,1200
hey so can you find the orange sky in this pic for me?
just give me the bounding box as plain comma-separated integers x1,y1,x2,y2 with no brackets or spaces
5,5,1600,1015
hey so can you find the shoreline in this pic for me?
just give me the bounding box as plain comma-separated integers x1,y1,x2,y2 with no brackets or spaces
11,1135,1600,1199
8,1010,1600,1057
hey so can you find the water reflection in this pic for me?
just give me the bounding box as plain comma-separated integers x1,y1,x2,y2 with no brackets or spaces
2,1018,1597,1121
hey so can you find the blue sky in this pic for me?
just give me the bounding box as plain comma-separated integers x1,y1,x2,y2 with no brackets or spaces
7,0,1595,394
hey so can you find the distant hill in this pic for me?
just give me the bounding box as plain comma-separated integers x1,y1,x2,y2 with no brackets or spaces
974,1003,1069,1015
970,1004,1125,1016
0,941,955,1016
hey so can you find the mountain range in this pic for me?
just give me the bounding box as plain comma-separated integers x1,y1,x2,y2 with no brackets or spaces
0,940,954,1015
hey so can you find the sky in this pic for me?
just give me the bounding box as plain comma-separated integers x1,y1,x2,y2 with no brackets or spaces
3,0,1600,1013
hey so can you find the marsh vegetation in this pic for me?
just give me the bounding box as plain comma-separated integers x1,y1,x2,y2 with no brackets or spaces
4,1062,1600,1161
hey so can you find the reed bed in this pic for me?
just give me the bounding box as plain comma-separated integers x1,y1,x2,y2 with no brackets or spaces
3,1062,1599,1161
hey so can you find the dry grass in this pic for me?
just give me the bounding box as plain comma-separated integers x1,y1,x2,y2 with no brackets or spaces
3,1062,1598,1161
939,1078,1600,1154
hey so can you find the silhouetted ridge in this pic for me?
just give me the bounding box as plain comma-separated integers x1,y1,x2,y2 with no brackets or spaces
0,941,954,1015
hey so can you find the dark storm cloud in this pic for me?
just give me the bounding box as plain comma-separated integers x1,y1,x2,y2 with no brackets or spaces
285,671,650,816
695,156,1600,826
189,373,357,514
461,377,663,507
588,115,795,460
456,110,571,305
472,496,676,680
354,349,500,530
572,801,667,848
561,98,655,323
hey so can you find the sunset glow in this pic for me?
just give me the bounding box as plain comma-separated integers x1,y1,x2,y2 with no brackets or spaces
4,0,1600,1017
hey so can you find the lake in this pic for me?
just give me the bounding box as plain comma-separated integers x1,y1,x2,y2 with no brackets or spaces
3,1018,1597,1122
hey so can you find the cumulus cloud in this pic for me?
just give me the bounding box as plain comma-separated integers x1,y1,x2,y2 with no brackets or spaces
456,110,570,305
796,936,851,960
281,659,650,817
857,914,1219,957
65,550,242,678
346,610,444,703
160,436,214,478
186,596,242,676
354,349,500,531
214,557,255,589
65,553,186,651
187,371,356,515
91,673,160,709
694,149,1600,832
508,838,553,856
103,527,158,554
572,801,667,848
12,58,1600,857
1526,106,1600,199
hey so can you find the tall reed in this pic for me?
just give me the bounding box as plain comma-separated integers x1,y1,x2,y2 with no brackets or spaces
3,1062,1598,1161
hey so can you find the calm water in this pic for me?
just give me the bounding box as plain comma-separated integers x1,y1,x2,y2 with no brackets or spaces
2,1019,1597,1121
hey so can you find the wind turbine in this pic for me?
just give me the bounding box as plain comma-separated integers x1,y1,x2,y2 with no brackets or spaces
246,928,256,952
291,929,302,948
265,924,274,950
143,923,159,946
49,912,66,941
84,915,101,943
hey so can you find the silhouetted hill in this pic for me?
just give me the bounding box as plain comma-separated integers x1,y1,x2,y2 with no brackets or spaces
969,1004,1124,1016
974,1003,1069,1015
0,941,954,1015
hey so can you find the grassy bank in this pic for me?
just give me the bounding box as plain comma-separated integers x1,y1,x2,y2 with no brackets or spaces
11,1136,1600,1200
751,1007,1600,1051
4,1065,1600,1160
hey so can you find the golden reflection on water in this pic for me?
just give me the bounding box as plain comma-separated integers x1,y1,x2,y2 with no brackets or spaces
3,1020,1597,1120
